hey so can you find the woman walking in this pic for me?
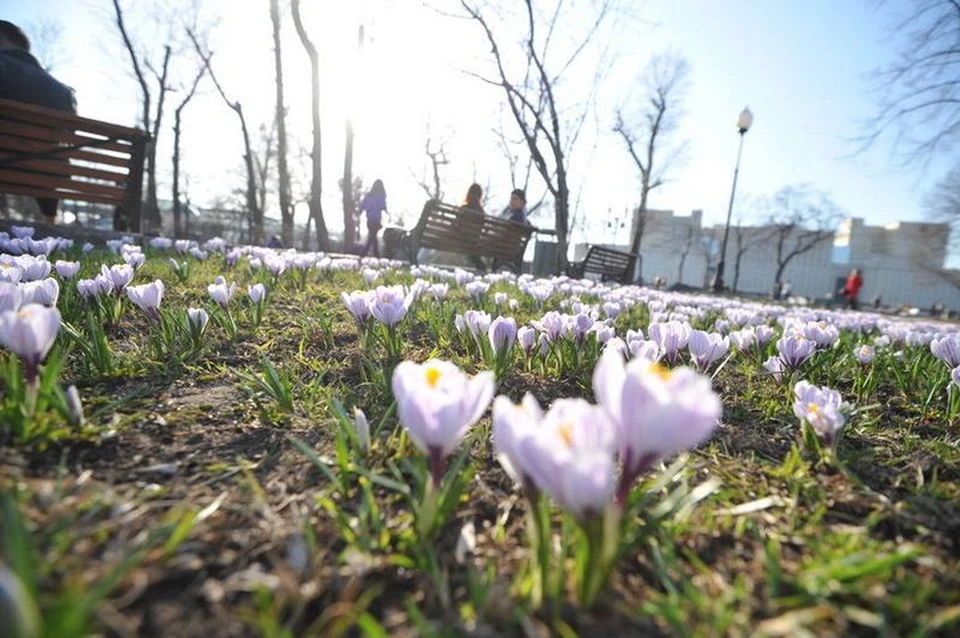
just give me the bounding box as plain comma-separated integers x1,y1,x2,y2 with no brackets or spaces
357,179,387,258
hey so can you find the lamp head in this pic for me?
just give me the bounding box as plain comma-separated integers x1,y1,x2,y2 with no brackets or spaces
737,107,753,134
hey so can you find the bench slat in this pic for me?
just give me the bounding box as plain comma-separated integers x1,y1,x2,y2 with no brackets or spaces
0,156,128,183
0,181,124,206
0,139,133,167
0,97,144,139
0,120,135,155
0,168,126,199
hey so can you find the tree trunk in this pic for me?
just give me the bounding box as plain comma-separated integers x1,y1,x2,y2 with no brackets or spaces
292,0,329,251
271,0,294,247
172,114,182,237
343,119,355,248
238,107,263,245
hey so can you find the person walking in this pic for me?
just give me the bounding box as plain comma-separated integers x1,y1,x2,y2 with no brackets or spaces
357,179,387,258
842,268,863,310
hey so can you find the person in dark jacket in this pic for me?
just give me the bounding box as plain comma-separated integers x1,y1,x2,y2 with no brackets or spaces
0,20,77,224
500,188,529,225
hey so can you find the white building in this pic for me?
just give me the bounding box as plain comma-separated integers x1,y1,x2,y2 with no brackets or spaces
577,209,960,309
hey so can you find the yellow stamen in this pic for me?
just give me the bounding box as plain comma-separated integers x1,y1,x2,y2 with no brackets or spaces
557,423,574,448
647,362,672,381
425,366,441,388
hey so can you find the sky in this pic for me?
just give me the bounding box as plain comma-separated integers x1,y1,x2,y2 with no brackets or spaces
3,0,952,248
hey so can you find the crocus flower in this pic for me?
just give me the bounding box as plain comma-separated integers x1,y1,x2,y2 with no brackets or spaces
531,311,565,342
369,285,412,327
488,316,518,354
392,359,495,484
648,320,692,365
0,303,61,382
492,393,543,492
82,242,95,253
100,263,134,293
0,282,23,313
792,380,846,446
507,397,617,520
207,277,237,309
776,333,816,370
353,407,370,453
187,307,209,336
931,334,960,368
341,290,372,322
517,326,536,355
593,348,722,505
688,330,730,372
248,283,267,304
763,355,785,382
126,279,164,320
76,278,102,299
854,344,875,365
65,384,85,426
952,365,960,388
20,278,59,307
493,292,508,308
54,260,81,279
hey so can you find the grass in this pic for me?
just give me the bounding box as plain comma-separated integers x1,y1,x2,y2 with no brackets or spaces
0,242,959,637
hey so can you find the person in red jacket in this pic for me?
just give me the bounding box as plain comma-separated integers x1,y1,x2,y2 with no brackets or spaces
843,268,863,310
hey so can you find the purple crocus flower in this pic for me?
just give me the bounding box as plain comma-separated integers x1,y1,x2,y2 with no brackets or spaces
392,359,495,485
340,290,373,322
54,260,81,280
531,311,564,342
593,348,722,505
495,395,617,520
0,282,23,313
776,333,816,370
688,330,730,372
792,380,846,446
517,326,536,355
100,263,134,294
369,285,412,327
207,277,237,309
0,303,61,383
488,316,518,355
648,320,692,365
931,334,960,368
20,278,59,307
126,279,165,321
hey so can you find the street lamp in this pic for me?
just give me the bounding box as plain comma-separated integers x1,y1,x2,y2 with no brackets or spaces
712,106,753,293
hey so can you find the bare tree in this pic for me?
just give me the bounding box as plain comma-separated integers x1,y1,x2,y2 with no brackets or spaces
762,185,844,288
340,24,365,249
926,162,960,241
291,0,330,251
492,108,547,220
188,30,264,245
460,0,616,270
731,224,767,293
253,121,278,218
172,63,206,238
676,225,696,285
270,0,295,247
863,0,960,164
112,0,172,231
614,53,690,282
415,135,450,201
26,19,68,72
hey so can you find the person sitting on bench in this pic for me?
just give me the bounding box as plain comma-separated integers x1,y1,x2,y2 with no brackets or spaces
499,188,529,225
0,20,77,224
461,182,487,271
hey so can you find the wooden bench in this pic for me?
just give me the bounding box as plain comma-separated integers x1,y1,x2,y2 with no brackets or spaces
566,245,637,284
0,97,148,232
404,199,536,273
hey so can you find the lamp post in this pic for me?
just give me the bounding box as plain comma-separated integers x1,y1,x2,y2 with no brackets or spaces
712,106,753,293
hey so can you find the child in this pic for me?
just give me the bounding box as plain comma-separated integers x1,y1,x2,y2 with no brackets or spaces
357,179,387,257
